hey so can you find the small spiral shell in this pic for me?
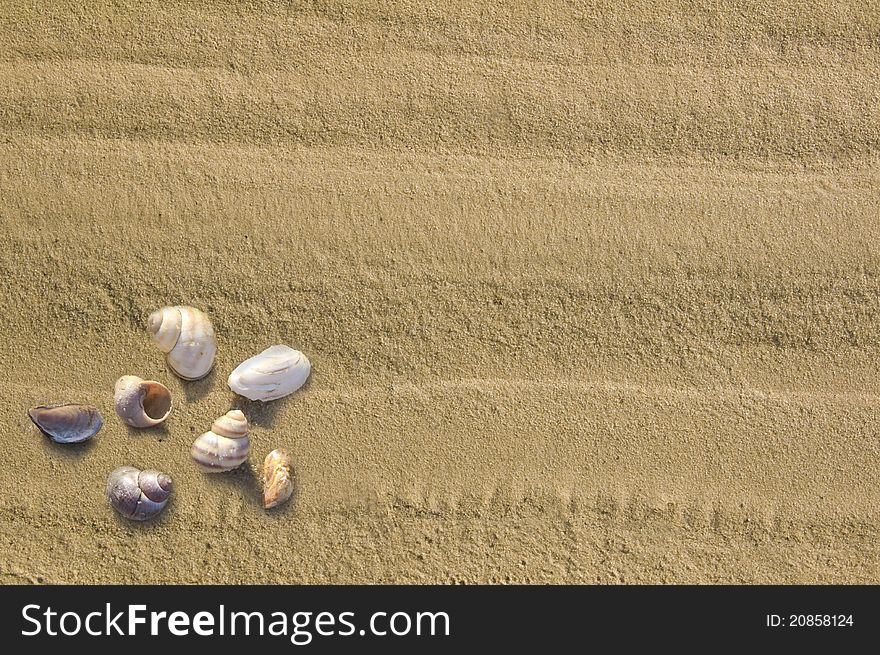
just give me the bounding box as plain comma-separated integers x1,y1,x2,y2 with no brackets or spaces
191,410,250,472
107,466,173,521
262,449,293,509
147,306,217,381
114,375,172,428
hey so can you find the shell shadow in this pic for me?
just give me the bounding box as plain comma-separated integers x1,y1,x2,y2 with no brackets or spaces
233,376,312,428
234,396,288,428
39,433,97,460
125,422,171,441
202,462,263,506
183,368,218,403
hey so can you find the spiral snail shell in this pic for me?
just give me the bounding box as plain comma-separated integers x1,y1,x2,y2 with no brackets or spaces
191,410,250,472
228,345,311,402
262,449,293,509
114,375,173,428
107,466,173,521
147,306,217,381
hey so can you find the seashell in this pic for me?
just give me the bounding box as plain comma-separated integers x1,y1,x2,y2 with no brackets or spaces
262,448,294,509
114,375,172,428
147,305,217,380
107,466,173,521
28,403,103,444
228,345,311,402
191,409,250,472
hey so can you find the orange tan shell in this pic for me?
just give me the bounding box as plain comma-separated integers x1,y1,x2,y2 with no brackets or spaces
262,448,293,509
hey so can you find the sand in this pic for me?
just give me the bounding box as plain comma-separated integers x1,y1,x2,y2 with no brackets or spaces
1,0,879,584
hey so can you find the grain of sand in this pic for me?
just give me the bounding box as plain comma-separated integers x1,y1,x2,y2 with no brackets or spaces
1,1,879,583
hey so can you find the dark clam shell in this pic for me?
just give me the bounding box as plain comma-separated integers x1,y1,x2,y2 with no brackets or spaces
28,403,103,444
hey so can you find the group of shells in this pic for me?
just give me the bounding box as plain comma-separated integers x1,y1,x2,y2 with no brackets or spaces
28,305,307,520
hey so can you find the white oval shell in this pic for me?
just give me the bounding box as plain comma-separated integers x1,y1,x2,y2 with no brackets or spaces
191,410,250,472
227,345,311,402
147,306,217,381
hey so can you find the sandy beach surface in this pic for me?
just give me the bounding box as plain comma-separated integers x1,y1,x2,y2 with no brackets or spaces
1,1,879,583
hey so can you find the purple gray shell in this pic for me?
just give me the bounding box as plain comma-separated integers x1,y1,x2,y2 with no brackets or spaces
28,403,103,444
106,466,173,521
